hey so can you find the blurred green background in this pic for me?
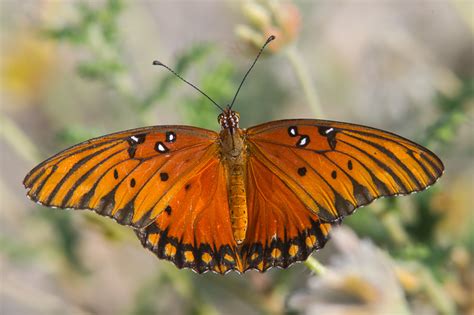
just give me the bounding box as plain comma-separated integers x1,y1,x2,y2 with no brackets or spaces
0,1,472,314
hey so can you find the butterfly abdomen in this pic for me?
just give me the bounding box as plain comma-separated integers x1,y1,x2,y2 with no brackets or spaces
229,164,248,244
220,127,249,245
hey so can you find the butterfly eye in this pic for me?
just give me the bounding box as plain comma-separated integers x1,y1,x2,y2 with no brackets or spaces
234,112,240,122
217,114,223,123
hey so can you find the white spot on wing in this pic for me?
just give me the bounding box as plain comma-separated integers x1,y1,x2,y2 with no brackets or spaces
298,136,309,146
158,143,166,152
325,128,334,134
131,136,139,142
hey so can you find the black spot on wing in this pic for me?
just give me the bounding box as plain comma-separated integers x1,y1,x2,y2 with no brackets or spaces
127,147,137,158
331,149,391,197
288,126,298,137
339,139,409,194
296,135,310,147
318,126,337,150
127,134,146,158
155,142,169,153
160,172,169,181
320,152,374,206
298,167,307,176
165,131,176,143
78,160,143,210
61,150,124,207
127,134,146,144
345,133,423,190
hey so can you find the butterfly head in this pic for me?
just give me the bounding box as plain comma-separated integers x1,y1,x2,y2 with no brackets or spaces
218,108,240,130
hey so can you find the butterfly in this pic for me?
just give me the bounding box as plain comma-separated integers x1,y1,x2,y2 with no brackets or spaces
23,36,444,274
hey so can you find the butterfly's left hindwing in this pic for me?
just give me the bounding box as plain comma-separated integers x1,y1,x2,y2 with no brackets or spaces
23,126,219,228
246,119,444,222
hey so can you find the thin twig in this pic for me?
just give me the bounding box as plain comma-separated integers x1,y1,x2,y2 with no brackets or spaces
304,256,327,275
285,45,324,118
0,113,42,163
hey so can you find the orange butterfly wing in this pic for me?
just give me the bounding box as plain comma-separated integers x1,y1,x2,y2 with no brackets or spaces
246,119,444,224
23,126,219,228
136,158,242,274
242,155,333,272
24,118,444,274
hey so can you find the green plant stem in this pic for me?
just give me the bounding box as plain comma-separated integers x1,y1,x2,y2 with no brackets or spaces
410,263,456,315
0,114,42,163
160,265,219,315
285,45,324,118
379,209,410,247
304,256,326,275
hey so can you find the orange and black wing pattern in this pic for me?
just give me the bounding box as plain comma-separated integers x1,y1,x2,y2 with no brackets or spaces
242,154,333,272
246,119,444,223
136,157,242,274
23,126,219,229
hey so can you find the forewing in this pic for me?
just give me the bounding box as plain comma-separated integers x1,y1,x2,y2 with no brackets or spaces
246,119,444,222
135,158,242,274
23,126,219,228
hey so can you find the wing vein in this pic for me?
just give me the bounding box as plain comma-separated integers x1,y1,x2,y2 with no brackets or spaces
289,147,351,212
248,143,324,216
61,148,127,207
339,139,409,193
145,144,217,216
342,132,423,190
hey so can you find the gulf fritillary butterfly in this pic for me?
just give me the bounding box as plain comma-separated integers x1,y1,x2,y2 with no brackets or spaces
23,36,444,274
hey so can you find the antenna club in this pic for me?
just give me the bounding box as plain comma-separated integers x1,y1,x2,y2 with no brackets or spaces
229,35,276,109
152,60,163,66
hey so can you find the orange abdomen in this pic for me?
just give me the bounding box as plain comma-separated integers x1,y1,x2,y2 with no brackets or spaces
229,164,247,244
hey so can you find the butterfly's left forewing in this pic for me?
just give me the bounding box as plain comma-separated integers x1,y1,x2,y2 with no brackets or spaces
24,126,219,228
246,119,444,223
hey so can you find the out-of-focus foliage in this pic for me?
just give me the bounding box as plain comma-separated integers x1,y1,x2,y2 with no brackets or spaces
1,0,472,315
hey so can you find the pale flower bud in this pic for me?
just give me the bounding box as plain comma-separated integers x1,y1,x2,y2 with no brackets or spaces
236,0,301,54
241,2,271,30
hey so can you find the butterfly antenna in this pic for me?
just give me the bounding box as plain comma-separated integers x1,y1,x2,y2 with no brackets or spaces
229,35,276,109
152,60,225,112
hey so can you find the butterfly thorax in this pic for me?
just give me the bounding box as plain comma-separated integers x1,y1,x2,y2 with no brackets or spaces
219,109,248,245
